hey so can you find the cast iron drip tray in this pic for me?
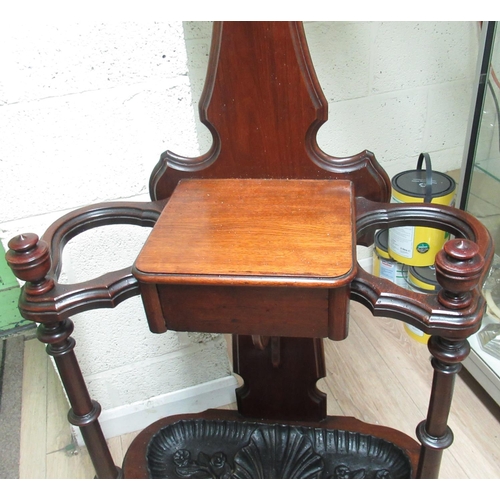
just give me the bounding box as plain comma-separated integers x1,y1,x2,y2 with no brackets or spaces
146,418,412,479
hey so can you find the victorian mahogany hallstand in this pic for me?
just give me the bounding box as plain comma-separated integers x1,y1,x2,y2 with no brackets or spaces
6,22,493,479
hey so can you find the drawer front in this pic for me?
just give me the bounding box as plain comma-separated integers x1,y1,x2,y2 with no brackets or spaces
158,285,330,338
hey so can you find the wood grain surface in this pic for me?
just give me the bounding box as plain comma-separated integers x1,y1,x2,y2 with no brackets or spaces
134,179,355,287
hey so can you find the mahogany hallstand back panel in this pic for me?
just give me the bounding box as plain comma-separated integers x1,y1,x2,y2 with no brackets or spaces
6,21,494,480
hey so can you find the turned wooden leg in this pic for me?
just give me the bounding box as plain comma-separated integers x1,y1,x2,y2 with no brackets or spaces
416,238,485,478
416,336,469,478
6,235,119,479
38,320,120,479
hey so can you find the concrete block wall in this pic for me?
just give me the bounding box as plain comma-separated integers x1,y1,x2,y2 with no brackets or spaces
0,21,236,441
305,22,479,179
0,21,480,439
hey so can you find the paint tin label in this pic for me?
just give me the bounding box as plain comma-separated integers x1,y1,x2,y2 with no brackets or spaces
373,229,407,288
388,166,456,266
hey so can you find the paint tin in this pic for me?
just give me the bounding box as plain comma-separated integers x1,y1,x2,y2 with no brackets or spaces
372,229,407,288
388,153,456,267
404,265,441,344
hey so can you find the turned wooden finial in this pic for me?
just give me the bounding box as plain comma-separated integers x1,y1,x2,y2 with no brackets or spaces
6,233,54,295
434,239,484,309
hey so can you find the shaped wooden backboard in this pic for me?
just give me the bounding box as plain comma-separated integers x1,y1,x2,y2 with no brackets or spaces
150,21,391,202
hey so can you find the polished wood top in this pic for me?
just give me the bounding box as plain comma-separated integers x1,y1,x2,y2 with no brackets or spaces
133,179,355,287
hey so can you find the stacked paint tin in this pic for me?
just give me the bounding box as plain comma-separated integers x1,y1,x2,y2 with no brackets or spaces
388,153,456,267
372,229,407,289
386,153,456,343
404,266,441,344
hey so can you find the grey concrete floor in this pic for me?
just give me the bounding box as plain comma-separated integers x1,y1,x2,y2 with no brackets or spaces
0,335,25,479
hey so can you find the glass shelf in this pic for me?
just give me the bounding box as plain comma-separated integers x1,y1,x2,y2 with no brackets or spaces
475,159,500,182
459,21,500,406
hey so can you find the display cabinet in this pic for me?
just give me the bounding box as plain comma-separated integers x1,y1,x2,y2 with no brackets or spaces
458,21,500,406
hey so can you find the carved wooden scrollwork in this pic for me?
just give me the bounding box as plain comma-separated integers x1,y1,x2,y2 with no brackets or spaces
353,198,493,338
6,200,166,323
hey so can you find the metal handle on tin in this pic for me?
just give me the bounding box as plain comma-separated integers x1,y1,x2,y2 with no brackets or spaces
416,152,433,203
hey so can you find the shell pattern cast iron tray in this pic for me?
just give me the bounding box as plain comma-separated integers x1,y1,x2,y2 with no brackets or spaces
146,419,412,479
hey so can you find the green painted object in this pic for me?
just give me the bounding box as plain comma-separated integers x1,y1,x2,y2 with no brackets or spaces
0,245,36,338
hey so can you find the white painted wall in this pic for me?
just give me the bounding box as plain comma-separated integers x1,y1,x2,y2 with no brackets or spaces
0,21,480,438
0,21,236,440
306,22,479,179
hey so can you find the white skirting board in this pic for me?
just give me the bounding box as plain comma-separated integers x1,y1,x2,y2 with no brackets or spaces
72,375,238,447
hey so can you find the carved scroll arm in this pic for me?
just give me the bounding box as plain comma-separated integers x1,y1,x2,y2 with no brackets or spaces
352,197,494,338
6,200,167,323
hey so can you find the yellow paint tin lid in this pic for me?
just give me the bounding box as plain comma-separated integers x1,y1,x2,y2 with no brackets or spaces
392,170,455,201
391,153,455,203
